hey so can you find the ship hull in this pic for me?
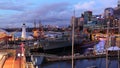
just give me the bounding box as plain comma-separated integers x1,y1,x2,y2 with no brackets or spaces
30,39,98,55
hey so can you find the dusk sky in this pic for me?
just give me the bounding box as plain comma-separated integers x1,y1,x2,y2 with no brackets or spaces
0,0,118,28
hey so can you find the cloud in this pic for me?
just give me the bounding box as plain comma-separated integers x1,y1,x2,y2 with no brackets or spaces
98,0,117,7
0,1,26,11
74,0,117,14
0,0,117,28
74,1,95,10
0,2,72,28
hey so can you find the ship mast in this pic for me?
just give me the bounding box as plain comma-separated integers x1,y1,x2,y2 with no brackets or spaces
34,20,36,29
106,13,110,68
72,9,75,68
106,21,110,68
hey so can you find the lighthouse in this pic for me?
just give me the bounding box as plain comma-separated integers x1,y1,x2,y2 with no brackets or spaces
21,23,26,39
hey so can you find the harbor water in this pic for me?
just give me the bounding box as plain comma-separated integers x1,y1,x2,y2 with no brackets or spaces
33,56,118,68
14,32,119,68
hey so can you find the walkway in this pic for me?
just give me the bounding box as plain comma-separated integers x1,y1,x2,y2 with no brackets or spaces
3,56,25,68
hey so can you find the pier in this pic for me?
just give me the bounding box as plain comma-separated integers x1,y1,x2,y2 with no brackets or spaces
46,54,119,62
30,51,120,62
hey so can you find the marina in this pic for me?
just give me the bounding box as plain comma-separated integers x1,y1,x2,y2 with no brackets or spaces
0,0,120,68
0,18,120,68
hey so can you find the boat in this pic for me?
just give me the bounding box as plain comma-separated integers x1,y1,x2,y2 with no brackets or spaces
30,31,98,55
30,19,98,55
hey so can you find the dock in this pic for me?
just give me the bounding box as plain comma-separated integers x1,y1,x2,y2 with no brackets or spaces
30,51,120,62
46,54,106,62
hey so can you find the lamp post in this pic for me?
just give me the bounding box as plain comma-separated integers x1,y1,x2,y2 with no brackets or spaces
17,53,21,68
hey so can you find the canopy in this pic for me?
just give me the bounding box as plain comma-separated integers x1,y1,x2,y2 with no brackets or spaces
107,46,120,51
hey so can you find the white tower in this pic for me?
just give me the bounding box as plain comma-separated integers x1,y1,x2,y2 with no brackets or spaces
21,23,26,39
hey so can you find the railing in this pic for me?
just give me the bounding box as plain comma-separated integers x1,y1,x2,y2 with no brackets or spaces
0,55,8,68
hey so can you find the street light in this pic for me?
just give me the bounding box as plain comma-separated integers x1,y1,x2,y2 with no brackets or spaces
17,53,21,57
17,53,22,68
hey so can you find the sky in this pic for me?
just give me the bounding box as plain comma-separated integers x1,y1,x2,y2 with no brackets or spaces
0,0,118,28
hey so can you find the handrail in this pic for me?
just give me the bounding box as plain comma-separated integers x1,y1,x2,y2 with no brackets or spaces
0,52,8,61
0,55,7,68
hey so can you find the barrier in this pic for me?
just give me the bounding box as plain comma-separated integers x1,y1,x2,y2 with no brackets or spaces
0,55,8,68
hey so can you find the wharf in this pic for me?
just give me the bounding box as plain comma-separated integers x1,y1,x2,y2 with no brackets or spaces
46,54,120,62
47,54,103,62
31,51,120,62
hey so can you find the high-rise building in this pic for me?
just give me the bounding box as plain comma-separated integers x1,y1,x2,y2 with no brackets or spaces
118,0,120,7
114,0,120,18
83,11,92,24
114,8,120,18
71,16,79,27
71,16,76,27
104,8,114,19
70,16,84,30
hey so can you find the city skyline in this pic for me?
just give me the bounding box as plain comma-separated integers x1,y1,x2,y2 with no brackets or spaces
0,0,118,28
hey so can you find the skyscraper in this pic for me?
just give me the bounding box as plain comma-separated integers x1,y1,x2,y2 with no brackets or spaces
104,8,114,19
83,11,92,24
118,0,120,7
114,0,120,18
